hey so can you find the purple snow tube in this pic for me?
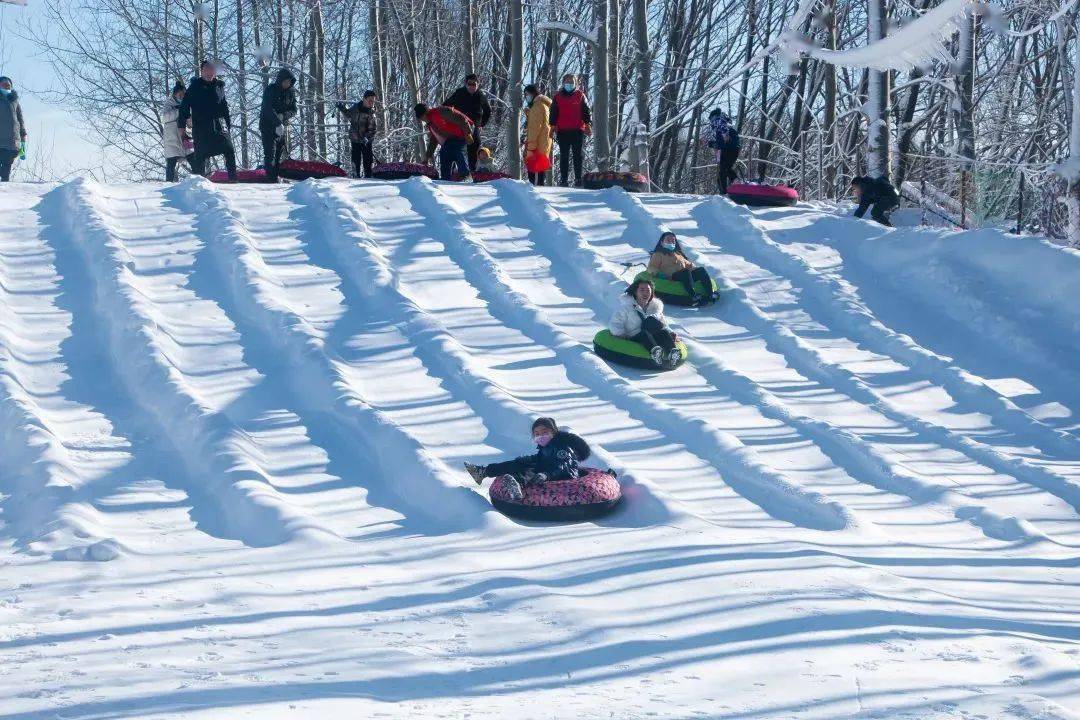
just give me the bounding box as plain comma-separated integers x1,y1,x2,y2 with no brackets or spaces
489,467,622,521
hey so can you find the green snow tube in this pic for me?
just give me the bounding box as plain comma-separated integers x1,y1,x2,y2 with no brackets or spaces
634,271,718,307
593,329,688,371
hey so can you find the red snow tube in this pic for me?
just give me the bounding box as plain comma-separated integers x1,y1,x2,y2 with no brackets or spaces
209,168,271,183
372,162,439,181
582,171,648,193
489,467,622,521
277,159,347,181
727,183,798,207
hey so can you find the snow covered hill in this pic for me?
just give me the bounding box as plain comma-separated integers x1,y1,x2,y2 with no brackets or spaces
1,177,1077,719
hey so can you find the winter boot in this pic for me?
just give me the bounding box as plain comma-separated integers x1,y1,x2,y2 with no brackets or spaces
667,347,682,368
499,475,524,501
464,462,487,485
650,346,665,367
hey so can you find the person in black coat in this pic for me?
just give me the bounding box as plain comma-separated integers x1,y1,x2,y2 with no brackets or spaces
707,109,741,193
851,175,899,226
336,90,379,178
464,417,591,501
178,60,237,181
259,68,297,182
442,73,491,173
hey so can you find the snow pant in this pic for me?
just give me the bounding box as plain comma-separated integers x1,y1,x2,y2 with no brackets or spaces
631,316,677,354
191,139,237,181
351,141,374,178
439,137,470,180
483,459,566,484
870,196,898,226
261,128,286,181
671,266,713,298
556,130,585,187
718,150,739,193
165,153,196,182
467,127,482,173
529,171,547,186
0,148,17,181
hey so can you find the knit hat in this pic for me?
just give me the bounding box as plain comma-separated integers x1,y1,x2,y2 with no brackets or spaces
363,89,377,98
531,417,558,435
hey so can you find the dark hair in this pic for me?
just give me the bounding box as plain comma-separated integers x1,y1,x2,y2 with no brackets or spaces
414,102,429,119
524,83,539,96
363,89,377,98
531,417,559,434
172,79,186,97
651,231,686,256
0,76,12,86
626,276,656,298
562,73,576,83
465,73,479,83
200,59,215,69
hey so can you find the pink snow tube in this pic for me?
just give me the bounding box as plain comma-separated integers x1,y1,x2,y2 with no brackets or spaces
726,182,799,207
209,168,271,183
372,162,439,181
277,159,347,181
451,170,512,183
489,467,622,521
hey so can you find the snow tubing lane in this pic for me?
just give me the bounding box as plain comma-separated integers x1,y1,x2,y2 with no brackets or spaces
634,271,719,307
372,162,439,181
593,329,688,371
489,467,622,522
209,169,272,183
726,183,798,207
277,159,348,181
583,171,649,193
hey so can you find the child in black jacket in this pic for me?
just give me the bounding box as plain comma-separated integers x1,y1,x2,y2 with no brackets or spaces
465,417,591,500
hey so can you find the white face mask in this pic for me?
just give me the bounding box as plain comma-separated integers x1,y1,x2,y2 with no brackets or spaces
563,83,575,93
0,88,10,96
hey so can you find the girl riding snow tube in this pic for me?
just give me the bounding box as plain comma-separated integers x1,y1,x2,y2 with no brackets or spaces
608,277,683,369
465,417,589,500
645,232,718,306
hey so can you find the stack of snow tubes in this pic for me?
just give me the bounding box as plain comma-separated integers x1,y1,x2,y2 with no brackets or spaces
452,170,512,183
634,271,718,307
726,182,798,207
208,169,271,184
593,329,688,371
372,162,439,181
582,171,649,193
277,159,347,181
489,467,622,521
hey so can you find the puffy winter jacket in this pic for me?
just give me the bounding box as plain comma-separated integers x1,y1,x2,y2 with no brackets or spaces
338,102,378,144
609,292,665,338
549,88,592,132
259,69,297,132
852,175,899,217
178,77,232,154
524,95,553,156
646,249,693,278
423,106,474,158
512,431,591,481
0,90,26,151
161,95,189,159
443,86,492,128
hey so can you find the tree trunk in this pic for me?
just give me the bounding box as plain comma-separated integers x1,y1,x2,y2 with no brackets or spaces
508,0,523,178
310,0,327,158
737,0,755,131
593,0,610,169
608,0,621,157
866,0,890,176
464,0,476,73
236,0,248,166
823,1,836,196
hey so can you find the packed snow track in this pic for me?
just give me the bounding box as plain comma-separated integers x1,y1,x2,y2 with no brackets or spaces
0,178,1077,719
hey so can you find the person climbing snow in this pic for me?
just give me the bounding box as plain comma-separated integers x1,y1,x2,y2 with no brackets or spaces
336,90,379,178
443,74,491,173
162,80,195,182
415,102,474,181
523,83,552,186
0,75,26,182
851,175,899,226
609,277,681,369
464,418,591,501
647,232,718,306
549,73,591,187
178,60,237,181
259,68,297,182
707,109,740,194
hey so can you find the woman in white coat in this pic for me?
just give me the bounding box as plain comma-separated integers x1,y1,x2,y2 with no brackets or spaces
609,277,681,368
162,80,194,181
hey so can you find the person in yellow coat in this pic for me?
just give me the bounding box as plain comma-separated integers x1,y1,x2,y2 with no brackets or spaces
523,84,553,186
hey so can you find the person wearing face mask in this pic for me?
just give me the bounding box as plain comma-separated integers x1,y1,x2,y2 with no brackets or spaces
522,83,552,186
464,418,591,501
646,231,717,306
0,75,27,182
609,277,681,368
443,74,492,173
548,73,592,187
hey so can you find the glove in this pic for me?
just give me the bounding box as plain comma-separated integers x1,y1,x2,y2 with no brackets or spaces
18,140,25,160
275,125,284,138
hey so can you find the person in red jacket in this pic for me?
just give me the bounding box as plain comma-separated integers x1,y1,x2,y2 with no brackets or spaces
548,73,592,187
414,102,474,181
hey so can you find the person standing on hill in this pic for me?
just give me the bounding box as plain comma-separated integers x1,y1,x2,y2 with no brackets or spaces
259,68,297,182
162,80,194,182
443,74,491,173
415,102,474,181
707,109,740,194
336,90,379,178
0,75,27,182
549,73,592,188
178,60,237,181
523,84,552,186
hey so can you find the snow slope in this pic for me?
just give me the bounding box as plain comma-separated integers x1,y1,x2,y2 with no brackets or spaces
0,178,1077,719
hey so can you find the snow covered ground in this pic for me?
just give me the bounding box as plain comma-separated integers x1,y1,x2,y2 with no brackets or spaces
0,178,1077,719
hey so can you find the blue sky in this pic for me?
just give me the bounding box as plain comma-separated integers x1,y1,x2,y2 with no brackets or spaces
1,2,114,180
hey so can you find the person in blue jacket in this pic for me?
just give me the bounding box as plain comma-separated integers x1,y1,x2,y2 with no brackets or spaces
464,417,591,500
